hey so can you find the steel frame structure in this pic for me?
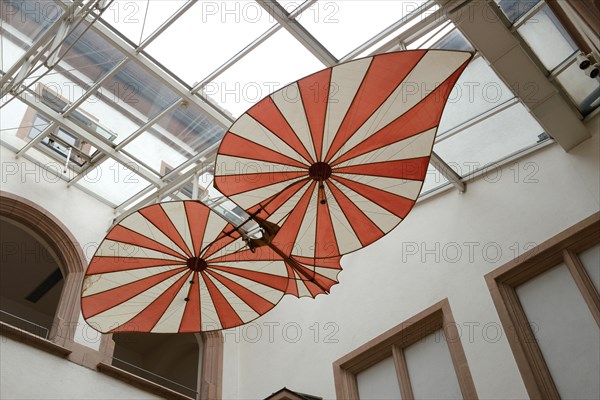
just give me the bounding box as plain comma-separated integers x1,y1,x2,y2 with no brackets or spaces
0,0,590,215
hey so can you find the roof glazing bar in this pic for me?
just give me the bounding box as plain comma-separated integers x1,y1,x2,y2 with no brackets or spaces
191,24,281,95
114,99,184,150
63,58,128,116
116,142,219,213
15,121,59,157
341,0,437,62
17,88,162,186
256,0,338,66
67,153,108,186
430,151,466,192
0,1,84,91
137,0,196,52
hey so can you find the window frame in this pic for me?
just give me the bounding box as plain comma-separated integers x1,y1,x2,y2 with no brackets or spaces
485,212,600,399
332,298,478,399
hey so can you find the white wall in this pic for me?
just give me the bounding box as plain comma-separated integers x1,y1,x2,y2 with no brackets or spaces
1,146,115,350
222,114,600,399
1,112,598,399
0,335,161,399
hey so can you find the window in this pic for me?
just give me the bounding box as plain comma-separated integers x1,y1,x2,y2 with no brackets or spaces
333,299,478,399
16,84,101,169
111,332,202,398
97,330,224,400
486,212,600,399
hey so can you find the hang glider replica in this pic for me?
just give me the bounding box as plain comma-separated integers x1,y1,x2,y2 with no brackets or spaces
81,50,473,333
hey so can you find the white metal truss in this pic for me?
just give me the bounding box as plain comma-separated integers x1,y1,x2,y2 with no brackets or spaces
256,0,338,66
17,89,162,186
0,0,106,96
4,0,588,214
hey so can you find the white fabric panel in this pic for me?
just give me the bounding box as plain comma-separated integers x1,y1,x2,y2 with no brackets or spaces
160,202,194,257
404,330,463,399
264,181,312,226
295,279,311,298
294,185,318,259
83,265,184,297
271,83,317,162
334,128,436,169
119,212,185,256
578,244,600,293
87,270,187,331
200,211,230,254
229,176,308,210
314,266,341,281
207,260,288,278
151,272,192,333
211,267,285,304
322,183,362,254
96,240,184,262
516,263,600,399
329,179,401,233
356,356,402,400
335,173,422,201
322,57,372,158
331,51,469,161
227,114,307,165
205,272,260,322
199,272,222,331
216,154,306,174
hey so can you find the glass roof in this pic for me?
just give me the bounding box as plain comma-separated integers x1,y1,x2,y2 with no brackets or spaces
1,0,596,215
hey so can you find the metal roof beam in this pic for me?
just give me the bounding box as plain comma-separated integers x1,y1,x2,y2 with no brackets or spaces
137,0,196,52
0,1,82,91
256,0,338,66
430,151,466,193
83,13,232,129
341,0,438,62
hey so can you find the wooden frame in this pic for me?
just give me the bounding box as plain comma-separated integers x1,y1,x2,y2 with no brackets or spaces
485,212,600,399
332,299,478,399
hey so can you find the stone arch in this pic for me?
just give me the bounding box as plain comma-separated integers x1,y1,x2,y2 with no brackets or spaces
0,191,86,348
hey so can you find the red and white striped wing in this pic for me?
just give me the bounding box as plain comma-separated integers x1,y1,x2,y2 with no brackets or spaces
214,50,472,258
81,201,289,333
284,255,342,298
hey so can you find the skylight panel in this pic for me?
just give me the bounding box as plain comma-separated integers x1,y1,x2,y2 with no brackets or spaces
438,56,514,137
0,0,63,51
0,97,30,150
73,60,181,145
145,0,276,85
517,5,577,71
434,102,546,176
77,159,153,206
102,0,187,45
298,0,427,59
494,0,541,23
121,104,225,176
204,27,324,118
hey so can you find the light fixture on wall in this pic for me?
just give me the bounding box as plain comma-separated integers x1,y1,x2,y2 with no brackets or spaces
576,53,599,79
